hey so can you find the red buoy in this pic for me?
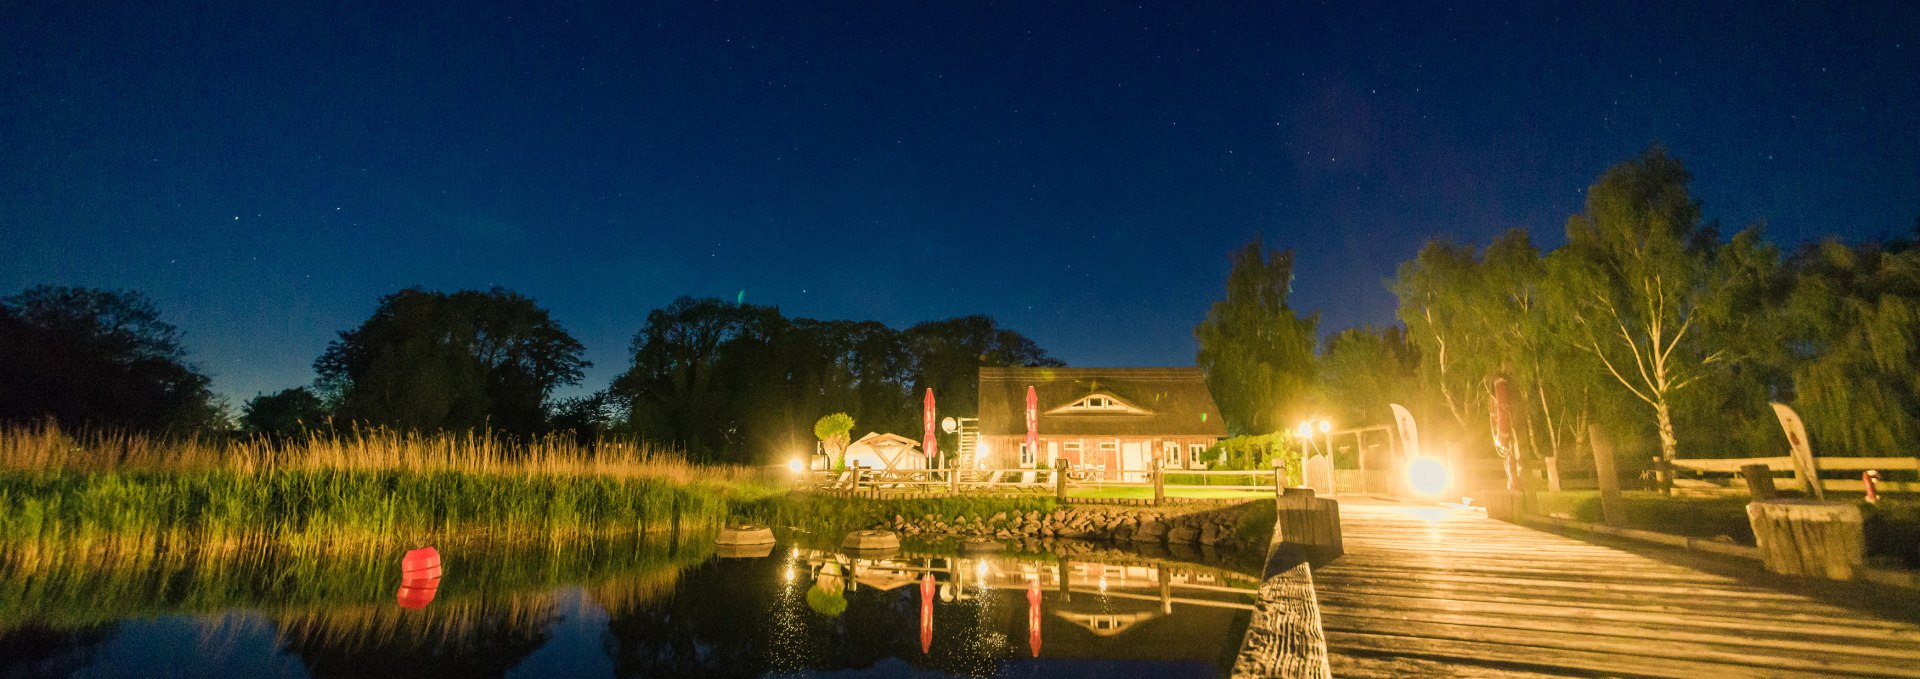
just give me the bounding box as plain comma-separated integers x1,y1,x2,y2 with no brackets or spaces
397,581,439,609
402,547,442,582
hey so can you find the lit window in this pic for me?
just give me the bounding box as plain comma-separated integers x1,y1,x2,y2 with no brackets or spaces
1019,442,1036,466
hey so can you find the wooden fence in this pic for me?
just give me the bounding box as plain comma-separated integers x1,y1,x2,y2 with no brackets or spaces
1671,455,1920,493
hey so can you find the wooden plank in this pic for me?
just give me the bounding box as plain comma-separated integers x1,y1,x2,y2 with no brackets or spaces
1811,457,1920,471
1314,590,1920,645
1327,630,1836,679
1320,604,1920,661
1316,500,1920,678
1671,456,1795,473
1320,614,1920,678
1826,479,1920,493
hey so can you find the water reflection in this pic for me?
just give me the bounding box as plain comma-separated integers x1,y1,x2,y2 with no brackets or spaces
0,537,1261,678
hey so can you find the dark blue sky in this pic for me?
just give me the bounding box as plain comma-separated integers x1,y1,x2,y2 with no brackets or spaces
5,1,1917,403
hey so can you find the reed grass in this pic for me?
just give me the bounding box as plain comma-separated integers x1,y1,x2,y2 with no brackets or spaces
0,423,781,551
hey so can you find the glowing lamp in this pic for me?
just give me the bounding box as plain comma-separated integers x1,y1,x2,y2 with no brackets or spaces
787,458,804,474
1407,457,1451,497
1318,420,1331,433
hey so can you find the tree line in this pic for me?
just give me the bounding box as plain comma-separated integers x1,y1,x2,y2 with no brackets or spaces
1198,146,1920,474
0,287,1059,463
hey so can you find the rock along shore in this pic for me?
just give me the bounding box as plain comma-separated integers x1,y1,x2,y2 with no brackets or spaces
872,503,1256,549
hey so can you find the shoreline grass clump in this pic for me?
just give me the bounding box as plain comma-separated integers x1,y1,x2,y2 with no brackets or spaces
0,423,781,552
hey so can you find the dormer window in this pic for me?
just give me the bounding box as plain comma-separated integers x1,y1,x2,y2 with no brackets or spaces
1051,393,1150,415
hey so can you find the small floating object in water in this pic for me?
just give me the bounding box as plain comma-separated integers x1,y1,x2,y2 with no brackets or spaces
401,547,442,583
842,529,900,551
717,523,777,546
957,537,1004,553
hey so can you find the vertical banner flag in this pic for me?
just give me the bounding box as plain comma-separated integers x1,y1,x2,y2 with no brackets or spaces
1770,402,1823,500
1025,385,1039,465
923,388,938,461
1389,403,1421,460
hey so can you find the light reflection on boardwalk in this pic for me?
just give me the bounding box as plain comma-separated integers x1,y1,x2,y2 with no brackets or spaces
1316,500,1920,678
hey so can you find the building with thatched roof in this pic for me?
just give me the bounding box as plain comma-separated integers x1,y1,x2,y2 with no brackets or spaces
977,367,1228,481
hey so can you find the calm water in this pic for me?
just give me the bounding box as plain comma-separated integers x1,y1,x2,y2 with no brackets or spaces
0,538,1263,678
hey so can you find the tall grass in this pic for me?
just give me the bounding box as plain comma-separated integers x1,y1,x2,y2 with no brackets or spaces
0,423,780,551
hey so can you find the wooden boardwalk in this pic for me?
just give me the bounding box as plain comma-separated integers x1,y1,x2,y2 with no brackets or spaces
1314,500,1920,678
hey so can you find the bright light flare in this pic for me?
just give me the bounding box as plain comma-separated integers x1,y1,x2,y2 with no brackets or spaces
787,458,804,474
1407,457,1451,497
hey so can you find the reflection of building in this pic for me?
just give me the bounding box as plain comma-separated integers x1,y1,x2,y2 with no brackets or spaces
782,547,1263,668
976,367,1228,480
843,432,926,471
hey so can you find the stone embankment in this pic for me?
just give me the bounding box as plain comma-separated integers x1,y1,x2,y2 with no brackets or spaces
873,503,1257,549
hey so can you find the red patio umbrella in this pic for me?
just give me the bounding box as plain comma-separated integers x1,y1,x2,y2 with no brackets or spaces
1025,386,1039,465
923,388,938,464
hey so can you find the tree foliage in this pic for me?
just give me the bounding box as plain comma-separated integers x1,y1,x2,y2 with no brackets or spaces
1316,325,1418,431
0,286,222,432
240,387,328,438
1195,239,1319,435
316,287,588,437
1781,240,1920,453
1544,147,1776,464
814,412,855,465
611,298,1059,463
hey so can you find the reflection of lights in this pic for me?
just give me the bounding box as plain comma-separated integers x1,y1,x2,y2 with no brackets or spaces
787,458,804,474
975,560,989,578
790,547,799,559
1097,577,1108,592
1407,457,1451,496
784,566,795,582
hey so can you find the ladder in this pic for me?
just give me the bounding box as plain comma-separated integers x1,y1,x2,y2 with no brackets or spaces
952,417,980,479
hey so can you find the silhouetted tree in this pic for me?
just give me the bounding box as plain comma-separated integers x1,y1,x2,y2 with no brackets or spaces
315,288,587,437
611,300,1057,463
0,286,221,432
904,315,1063,421
240,387,329,438
1195,239,1319,435
549,390,617,445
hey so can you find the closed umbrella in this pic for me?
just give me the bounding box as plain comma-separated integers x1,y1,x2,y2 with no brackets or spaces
1025,385,1038,466
923,388,938,465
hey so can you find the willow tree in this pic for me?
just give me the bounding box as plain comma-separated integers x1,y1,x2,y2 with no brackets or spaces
1544,147,1767,466
1196,238,1319,435
1783,240,1920,453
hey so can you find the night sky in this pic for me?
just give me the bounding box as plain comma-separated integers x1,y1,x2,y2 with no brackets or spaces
4,2,1917,403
